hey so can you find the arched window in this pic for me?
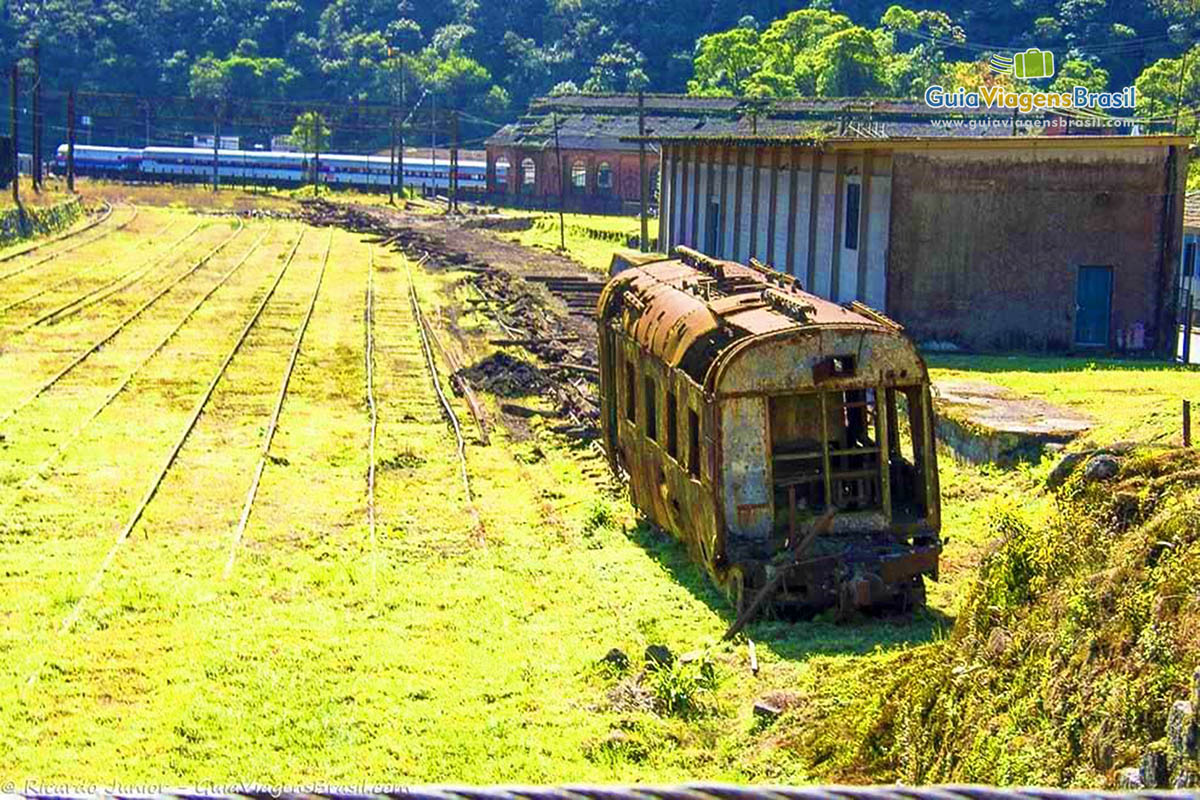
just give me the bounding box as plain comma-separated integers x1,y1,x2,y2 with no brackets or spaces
649,166,660,202
597,162,613,190
571,160,587,188
521,158,536,187
494,156,511,191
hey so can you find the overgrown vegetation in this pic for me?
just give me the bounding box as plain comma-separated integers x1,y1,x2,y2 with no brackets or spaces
764,447,1200,786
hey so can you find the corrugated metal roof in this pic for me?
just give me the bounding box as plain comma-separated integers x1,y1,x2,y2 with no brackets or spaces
487,92,1040,152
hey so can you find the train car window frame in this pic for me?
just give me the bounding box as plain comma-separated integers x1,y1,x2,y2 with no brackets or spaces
687,408,701,479
624,359,636,424
665,389,678,459
644,375,657,441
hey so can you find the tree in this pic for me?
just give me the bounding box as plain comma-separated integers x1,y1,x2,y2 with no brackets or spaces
688,27,762,95
292,111,331,192
1136,45,1200,133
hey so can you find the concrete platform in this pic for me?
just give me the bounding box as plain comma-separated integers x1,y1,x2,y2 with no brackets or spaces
932,379,1094,465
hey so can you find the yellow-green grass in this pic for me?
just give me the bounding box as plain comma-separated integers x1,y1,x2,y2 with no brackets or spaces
496,211,659,273
927,354,1198,446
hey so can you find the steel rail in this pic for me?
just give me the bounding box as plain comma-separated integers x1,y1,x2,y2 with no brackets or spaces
0,219,245,429
8,231,272,496
365,243,379,589
0,199,114,265
5,784,1195,800
222,229,331,578
12,221,203,333
0,201,130,282
41,221,220,327
403,251,477,551
0,217,176,315
49,225,306,641
408,251,472,506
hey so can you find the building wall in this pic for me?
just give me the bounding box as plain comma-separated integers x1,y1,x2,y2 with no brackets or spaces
485,145,657,212
663,144,891,307
888,143,1184,352
660,138,1186,355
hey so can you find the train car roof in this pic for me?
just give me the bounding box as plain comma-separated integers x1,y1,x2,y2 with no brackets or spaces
598,246,915,386
56,144,142,153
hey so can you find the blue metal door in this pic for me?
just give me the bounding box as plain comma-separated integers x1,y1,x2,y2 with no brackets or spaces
1075,266,1113,346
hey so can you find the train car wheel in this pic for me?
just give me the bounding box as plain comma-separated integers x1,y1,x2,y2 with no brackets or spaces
900,576,926,612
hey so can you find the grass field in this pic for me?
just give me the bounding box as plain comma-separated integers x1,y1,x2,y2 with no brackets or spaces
496,211,659,273
1,190,1196,784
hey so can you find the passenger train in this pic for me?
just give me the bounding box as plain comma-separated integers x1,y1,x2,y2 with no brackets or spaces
54,144,500,192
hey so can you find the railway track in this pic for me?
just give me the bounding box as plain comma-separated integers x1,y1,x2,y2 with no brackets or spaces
47,223,306,644
32,221,211,328
222,229,331,578
0,218,245,429
0,217,178,315
0,201,134,283
365,243,379,589
8,231,272,494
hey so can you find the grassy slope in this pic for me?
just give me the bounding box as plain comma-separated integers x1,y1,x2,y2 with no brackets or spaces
496,211,659,273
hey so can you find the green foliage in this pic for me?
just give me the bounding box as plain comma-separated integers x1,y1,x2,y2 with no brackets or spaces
291,111,331,155
645,656,720,718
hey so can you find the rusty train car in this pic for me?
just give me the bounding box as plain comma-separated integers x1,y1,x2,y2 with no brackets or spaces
596,246,942,616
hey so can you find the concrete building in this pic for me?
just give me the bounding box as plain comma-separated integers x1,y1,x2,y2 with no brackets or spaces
647,134,1190,354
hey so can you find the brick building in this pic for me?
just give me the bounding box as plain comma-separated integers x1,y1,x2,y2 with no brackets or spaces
645,134,1190,354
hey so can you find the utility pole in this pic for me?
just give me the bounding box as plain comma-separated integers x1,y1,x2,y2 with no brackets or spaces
31,39,41,191
389,114,396,204
552,112,565,252
430,91,436,199
67,89,75,193
212,112,220,192
449,110,459,213
313,123,320,197
398,59,406,200
1176,48,1191,133
10,63,18,206
638,90,649,252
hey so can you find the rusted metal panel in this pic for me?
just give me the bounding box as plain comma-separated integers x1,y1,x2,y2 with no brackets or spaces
721,396,772,541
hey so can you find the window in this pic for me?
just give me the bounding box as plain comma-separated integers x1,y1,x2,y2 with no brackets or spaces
644,376,657,440
571,160,587,188
844,182,861,251
1186,241,1196,278
521,158,536,186
624,362,636,423
687,409,701,478
597,162,612,190
666,390,678,458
